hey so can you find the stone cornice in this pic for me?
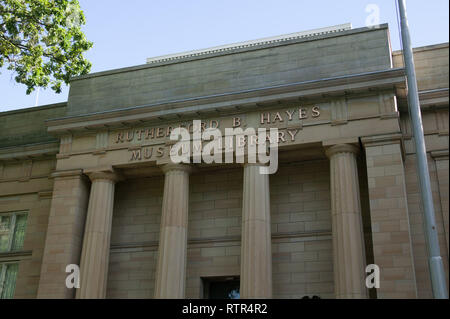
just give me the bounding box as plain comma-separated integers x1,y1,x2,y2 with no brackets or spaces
397,88,449,111
0,141,59,162
38,190,53,199
0,102,66,117
360,133,403,146
392,42,449,56
419,88,449,100
360,133,406,160
418,88,449,109
431,150,449,160
0,250,33,262
50,169,84,179
46,68,406,135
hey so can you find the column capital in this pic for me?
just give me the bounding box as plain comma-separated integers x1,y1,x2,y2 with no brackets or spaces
325,143,360,158
241,162,268,168
160,163,192,174
84,166,123,182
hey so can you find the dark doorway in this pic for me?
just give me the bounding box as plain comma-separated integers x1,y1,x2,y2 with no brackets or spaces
202,276,240,299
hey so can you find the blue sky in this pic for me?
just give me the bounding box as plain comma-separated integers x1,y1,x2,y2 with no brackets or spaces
0,0,448,112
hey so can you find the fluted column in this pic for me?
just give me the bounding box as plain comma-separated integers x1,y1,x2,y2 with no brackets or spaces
325,144,367,299
240,164,272,298
76,167,120,299
154,163,191,298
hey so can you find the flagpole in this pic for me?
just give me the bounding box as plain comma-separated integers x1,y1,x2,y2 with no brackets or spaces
397,0,448,299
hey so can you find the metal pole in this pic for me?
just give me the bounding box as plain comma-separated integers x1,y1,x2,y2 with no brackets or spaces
397,0,448,299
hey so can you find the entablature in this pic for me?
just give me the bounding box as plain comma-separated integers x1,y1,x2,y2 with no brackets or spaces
46,68,406,136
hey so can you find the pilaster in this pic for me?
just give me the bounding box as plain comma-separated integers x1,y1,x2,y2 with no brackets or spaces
361,134,417,298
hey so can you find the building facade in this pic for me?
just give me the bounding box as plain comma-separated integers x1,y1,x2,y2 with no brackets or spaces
0,24,448,299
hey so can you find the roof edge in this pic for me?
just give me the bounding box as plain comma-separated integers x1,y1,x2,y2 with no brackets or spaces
146,23,352,64
393,42,449,55
70,23,388,82
0,102,67,117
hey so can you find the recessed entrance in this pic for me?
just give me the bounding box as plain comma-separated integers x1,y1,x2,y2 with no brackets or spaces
202,276,240,299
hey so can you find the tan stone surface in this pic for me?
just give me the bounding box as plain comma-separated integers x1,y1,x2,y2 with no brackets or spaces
0,193,51,298
106,176,163,298
434,156,449,254
76,169,120,299
0,34,448,301
154,164,191,298
0,157,56,299
404,153,449,298
240,164,272,298
325,144,367,298
186,168,243,298
362,137,417,298
37,171,89,298
270,161,334,298
393,43,449,91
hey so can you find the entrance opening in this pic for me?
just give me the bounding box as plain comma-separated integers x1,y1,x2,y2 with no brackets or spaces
202,276,240,299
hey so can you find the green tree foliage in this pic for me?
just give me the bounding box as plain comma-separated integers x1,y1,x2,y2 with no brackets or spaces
0,0,92,94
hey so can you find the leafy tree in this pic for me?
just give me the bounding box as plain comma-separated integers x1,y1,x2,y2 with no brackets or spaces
0,0,92,94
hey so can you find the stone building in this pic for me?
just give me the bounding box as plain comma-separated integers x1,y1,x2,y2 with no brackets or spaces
0,23,448,299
